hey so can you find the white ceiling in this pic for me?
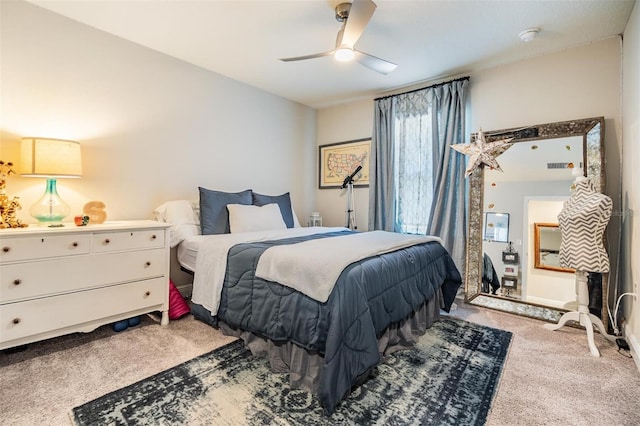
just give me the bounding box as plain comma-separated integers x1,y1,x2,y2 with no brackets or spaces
28,0,635,109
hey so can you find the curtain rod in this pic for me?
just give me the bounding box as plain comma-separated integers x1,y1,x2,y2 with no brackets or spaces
374,76,470,101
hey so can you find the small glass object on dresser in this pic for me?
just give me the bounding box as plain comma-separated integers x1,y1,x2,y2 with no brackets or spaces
29,178,70,225
20,137,83,226
308,212,322,227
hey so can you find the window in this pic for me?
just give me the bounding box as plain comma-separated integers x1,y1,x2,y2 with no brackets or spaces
394,110,435,234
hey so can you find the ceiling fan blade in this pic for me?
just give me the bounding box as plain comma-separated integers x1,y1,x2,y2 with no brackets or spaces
279,51,334,62
341,0,376,47
354,50,397,74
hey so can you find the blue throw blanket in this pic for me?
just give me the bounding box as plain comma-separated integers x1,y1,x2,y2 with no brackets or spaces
194,231,461,414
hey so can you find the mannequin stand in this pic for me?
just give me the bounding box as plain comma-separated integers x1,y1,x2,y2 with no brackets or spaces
543,271,615,357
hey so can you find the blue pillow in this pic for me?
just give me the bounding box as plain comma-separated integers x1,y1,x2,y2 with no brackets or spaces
252,192,294,228
199,187,252,235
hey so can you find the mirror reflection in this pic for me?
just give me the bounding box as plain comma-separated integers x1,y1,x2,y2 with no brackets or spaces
534,223,574,273
482,136,581,306
465,117,606,322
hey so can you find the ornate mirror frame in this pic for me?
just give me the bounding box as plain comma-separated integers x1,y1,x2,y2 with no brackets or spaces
464,117,606,323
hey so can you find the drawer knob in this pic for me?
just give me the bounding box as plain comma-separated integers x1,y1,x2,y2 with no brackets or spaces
104,238,110,245
145,261,151,267
13,279,22,286
72,242,79,247
2,246,10,253
12,318,21,325
151,234,157,240
144,291,151,297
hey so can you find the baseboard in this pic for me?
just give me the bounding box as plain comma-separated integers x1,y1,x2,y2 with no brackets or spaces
524,295,568,309
624,328,640,372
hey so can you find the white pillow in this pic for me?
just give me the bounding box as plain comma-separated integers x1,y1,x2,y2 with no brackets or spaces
153,200,200,247
227,203,287,233
291,205,301,228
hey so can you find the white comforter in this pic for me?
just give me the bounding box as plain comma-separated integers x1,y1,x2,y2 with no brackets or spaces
256,231,441,302
190,227,441,315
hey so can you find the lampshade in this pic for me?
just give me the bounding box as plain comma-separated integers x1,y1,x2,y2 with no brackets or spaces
20,137,83,226
20,137,83,178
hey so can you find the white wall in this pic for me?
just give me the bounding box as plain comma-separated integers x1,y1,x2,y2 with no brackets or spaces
0,0,317,224
621,1,640,369
315,99,373,229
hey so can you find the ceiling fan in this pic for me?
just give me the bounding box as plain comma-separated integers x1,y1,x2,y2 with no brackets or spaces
279,0,397,75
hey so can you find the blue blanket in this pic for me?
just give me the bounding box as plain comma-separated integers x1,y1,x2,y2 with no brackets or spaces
193,231,461,414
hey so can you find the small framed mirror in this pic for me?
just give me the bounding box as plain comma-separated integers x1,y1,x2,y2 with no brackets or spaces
484,212,509,242
534,223,575,273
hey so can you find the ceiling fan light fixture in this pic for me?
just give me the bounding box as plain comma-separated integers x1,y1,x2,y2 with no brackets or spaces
279,0,394,74
335,46,355,62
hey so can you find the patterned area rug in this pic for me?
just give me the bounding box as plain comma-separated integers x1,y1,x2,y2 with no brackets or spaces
72,317,512,425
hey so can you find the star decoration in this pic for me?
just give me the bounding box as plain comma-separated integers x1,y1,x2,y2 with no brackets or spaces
451,129,513,177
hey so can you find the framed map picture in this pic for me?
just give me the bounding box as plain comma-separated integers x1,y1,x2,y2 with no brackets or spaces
319,138,371,189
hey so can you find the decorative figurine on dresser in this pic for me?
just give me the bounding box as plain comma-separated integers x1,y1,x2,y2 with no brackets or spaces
0,160,28,229
0,220,171,350
83,200,107,224
543,174,616,356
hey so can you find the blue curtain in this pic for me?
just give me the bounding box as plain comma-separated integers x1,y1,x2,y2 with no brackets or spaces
426,80,469,270
368,78,469,270
368,97,396,231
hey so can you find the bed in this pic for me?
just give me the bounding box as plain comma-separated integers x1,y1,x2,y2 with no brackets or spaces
154,190,462,415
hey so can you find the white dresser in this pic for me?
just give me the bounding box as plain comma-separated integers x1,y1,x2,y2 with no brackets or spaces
0,220,171,350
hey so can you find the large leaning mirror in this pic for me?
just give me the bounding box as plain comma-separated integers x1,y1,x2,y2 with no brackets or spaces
464,117,606,324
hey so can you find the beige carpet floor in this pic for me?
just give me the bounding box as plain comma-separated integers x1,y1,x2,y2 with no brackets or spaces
1,298,639,426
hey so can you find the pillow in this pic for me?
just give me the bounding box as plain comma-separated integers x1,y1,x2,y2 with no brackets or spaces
199,187,252,235
290,205,301,228
153,200,200,247
227,203,287,233
252,192,295,228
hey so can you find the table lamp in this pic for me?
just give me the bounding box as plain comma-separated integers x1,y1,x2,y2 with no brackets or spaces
20,137,83,226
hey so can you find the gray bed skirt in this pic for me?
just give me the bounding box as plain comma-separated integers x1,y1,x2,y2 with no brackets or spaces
218,290,443,396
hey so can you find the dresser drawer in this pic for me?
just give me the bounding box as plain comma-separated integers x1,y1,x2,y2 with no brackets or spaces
0,234,91,263
92,229,165,253
0,277,167,344
0,249,167,303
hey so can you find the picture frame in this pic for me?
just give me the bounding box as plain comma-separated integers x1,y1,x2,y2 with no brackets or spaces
503,264,519,276
319,138,371,189
501,276,518,289
483,212,509,243
502,252,520,264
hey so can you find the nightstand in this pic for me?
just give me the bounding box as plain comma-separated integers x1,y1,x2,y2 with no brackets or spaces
0,220,171,350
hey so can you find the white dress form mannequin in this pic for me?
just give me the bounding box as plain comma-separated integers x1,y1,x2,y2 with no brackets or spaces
543,176,615,357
